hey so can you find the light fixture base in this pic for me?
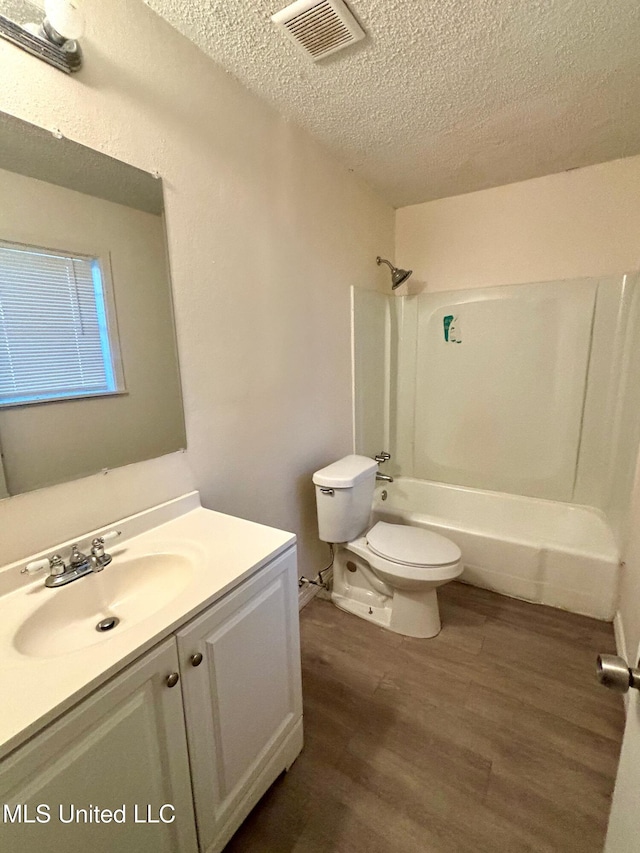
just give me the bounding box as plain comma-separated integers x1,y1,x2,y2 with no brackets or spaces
0,11,82,73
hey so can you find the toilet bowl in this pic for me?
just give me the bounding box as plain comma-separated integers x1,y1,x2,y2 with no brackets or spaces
313,455,462,638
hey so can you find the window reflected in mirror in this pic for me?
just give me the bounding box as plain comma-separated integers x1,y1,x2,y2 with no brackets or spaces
0,111,186,496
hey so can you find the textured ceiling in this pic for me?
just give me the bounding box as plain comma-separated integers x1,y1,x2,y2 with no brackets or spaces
146,0,640,208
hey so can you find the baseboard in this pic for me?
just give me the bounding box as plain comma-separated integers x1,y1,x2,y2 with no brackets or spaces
298,582,318,610
614,610,628,661
613,611,630,715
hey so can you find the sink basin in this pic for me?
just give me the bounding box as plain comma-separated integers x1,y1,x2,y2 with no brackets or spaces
13,552,194,658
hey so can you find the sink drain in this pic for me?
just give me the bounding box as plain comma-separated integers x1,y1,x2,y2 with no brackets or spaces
96,616,120,632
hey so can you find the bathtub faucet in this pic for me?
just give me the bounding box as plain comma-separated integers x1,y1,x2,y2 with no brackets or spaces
376,472,394,483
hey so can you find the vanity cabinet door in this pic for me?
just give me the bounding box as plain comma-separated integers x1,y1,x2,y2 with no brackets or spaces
0,637,198,853
177,547,303,853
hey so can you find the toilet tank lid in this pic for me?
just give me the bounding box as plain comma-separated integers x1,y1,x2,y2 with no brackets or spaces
313,455,378,488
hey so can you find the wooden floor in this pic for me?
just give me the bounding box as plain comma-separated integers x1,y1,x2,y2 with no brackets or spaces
225,583,625,853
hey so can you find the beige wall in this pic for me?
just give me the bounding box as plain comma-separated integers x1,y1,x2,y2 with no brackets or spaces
396,155,640,292
396,159,640,650
0,0,394,570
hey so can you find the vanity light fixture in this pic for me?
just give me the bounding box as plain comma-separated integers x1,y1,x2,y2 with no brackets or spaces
0,0,84,73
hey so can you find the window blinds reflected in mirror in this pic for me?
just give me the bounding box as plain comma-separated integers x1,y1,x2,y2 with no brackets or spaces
0,111,186,497
0,241,123,406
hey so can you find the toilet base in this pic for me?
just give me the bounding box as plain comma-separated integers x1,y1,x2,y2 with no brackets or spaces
390,587,441,638
331,586,441,639
331,591,392,632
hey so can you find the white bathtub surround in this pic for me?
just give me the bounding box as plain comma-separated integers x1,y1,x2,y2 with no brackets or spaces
355,274,640,545
353,271,640,624
411,279,597,502
373,478,620,621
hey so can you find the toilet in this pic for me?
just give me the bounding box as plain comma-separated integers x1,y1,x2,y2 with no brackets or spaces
313,455,462,638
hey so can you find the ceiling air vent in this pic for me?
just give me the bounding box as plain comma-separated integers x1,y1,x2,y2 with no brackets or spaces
271,0,365,62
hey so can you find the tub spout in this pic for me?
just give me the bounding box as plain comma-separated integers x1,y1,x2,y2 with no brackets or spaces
376,472,394,483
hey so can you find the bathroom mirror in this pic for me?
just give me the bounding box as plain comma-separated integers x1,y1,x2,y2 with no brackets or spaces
0,111,186,496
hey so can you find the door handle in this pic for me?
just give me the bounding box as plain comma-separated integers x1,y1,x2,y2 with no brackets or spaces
596,654,640,693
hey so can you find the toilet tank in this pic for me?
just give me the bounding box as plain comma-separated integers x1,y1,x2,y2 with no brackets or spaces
313,455,378,543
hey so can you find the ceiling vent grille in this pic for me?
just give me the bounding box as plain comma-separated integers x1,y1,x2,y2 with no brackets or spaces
271,0,365,62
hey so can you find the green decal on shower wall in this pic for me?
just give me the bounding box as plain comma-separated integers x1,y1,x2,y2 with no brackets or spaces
443,314,462,343
443,315,454,342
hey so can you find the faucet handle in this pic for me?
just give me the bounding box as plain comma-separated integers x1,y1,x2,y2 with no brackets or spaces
90,530,120,570
49,554,66,577
91,529,121,556
96,529,121,545
374,451,391,463
91,538,105,559
21,558,50,575
21,554,65,576
69,544,87,567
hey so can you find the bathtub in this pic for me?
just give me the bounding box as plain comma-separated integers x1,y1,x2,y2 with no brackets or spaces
372,477,620,620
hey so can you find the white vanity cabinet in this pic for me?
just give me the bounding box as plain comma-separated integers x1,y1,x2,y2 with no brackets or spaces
0,637,198,853
0,543,302,853
177,546,303,853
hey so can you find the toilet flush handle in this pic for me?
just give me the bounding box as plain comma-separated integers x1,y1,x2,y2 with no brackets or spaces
319,488,335,496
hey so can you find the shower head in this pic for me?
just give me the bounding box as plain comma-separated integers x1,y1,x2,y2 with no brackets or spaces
376,256,413,290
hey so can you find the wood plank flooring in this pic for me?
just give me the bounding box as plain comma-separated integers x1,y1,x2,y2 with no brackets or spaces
224,582,625,853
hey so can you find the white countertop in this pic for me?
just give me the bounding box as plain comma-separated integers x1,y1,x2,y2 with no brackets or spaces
0,494,295,760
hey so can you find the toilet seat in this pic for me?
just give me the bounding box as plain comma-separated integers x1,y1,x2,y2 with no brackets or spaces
366,521,461,568
346,533,462,588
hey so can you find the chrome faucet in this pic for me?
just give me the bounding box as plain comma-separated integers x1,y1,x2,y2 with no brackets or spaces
373,451,394,483
69,543,88,569
22,530,121,588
